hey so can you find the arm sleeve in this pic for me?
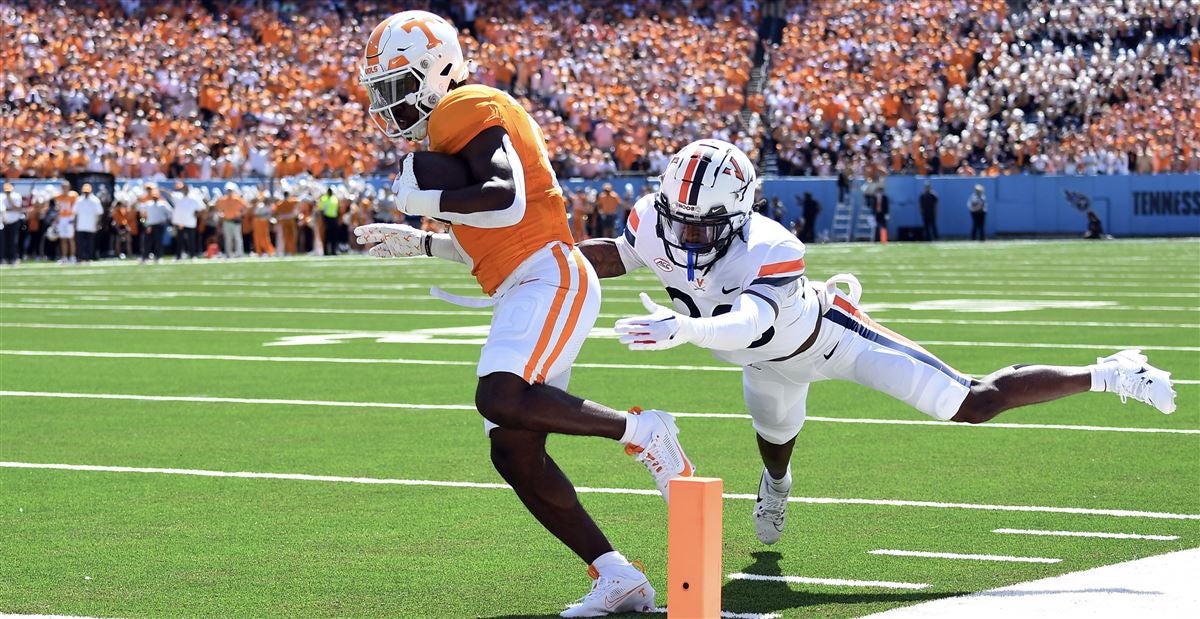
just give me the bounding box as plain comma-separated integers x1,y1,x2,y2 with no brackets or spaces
678,292,777,351
428,232,468,264
425,133,526,228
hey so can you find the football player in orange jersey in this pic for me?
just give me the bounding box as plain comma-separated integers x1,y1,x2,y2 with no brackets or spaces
353,11,687,616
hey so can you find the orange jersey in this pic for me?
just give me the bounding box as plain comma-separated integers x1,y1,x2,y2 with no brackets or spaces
426,84,573,295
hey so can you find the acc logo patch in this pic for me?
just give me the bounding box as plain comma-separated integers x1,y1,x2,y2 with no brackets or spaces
653,257,674,272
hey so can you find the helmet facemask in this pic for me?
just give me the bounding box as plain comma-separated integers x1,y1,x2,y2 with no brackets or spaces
364,68,435,141
654,192,748,276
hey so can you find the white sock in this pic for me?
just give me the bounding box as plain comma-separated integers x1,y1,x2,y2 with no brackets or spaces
767,467,792,492
619,413,639,445
592,550,631,576
1088,363,1117,392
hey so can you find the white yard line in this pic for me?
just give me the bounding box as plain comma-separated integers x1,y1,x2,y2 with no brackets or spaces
861,548,1200,618
869,549,1061,564
4,323,1200,352
4,349,1199,387
992,528,1179,541
0,350,740,373
7,288,1200,312
726,573,929,590
4,276,1198,291
877,317,1197,329
3,303,1193,329
3,461,1197,520
2,281,1197,297
0,390,476,410
0,322,354,335
3,390,1196,436
0,302,495,317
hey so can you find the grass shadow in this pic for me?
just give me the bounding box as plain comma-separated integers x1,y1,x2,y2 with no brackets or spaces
720,551,963,616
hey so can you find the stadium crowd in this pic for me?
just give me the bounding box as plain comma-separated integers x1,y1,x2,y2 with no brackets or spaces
0,0,1196,187
766,0,1200,177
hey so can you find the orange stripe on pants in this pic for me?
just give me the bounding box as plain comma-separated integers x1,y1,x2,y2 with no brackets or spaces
831,295,952,366
522,245,573,383
535,248,591,383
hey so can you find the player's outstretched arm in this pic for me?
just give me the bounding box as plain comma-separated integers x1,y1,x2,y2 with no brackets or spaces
354,223,467,263
614,292,776,352
576,238,627,279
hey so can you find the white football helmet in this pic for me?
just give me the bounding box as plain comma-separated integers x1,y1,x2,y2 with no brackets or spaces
359,11,470,142
655,139,757,272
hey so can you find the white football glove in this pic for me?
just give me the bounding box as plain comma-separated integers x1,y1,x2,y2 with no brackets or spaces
613,292,697,351
354,223,428,258
391,154,441,217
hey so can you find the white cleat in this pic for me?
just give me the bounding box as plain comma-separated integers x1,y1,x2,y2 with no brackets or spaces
624,407,695,503
561,563,655,617
753,469,790,545
1098,349,1177,414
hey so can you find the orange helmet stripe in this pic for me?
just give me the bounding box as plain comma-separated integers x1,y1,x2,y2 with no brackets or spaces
365,14,403,61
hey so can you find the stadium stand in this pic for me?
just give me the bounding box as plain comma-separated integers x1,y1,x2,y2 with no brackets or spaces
3,0,1196,183
764,0,1200,177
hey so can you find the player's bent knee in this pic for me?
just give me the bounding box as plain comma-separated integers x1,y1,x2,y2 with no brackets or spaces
488,429,545,477
952,385,1002,424
475,372,530,428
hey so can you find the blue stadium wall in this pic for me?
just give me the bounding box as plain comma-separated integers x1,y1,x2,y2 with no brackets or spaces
13,173,1198,238
562,174,1200,239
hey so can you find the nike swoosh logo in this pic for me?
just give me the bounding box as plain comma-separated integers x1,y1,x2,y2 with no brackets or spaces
722,286,740,294
604,579,649,608
823,343,839,360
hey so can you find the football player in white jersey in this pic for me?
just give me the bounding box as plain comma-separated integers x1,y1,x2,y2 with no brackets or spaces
577,139,1177,545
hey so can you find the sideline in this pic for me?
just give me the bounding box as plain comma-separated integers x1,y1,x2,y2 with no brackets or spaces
861,547,1200,618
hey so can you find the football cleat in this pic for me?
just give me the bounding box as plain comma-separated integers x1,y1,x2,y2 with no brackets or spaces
753,469,790,545
561,563,655,617
624,407,694,503
1098,349,1177,414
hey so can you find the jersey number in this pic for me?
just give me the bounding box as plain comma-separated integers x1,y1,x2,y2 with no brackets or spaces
665,286,775,348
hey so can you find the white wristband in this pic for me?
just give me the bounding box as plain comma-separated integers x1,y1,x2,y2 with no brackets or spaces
405,189,443,218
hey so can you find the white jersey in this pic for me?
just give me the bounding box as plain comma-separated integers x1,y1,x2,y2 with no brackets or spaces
170,193,204,228
73,194,103,233
615,194,819,366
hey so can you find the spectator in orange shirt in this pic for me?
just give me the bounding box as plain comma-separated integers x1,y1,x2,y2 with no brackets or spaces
214,184,247,257
595,183,622,239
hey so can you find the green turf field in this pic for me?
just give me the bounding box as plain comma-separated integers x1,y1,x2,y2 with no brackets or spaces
2,239,1197,618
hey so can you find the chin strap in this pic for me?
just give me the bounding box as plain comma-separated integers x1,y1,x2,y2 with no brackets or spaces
686,250,696,282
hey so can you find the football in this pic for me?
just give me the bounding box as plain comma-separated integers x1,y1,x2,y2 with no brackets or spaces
410,151,476,191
